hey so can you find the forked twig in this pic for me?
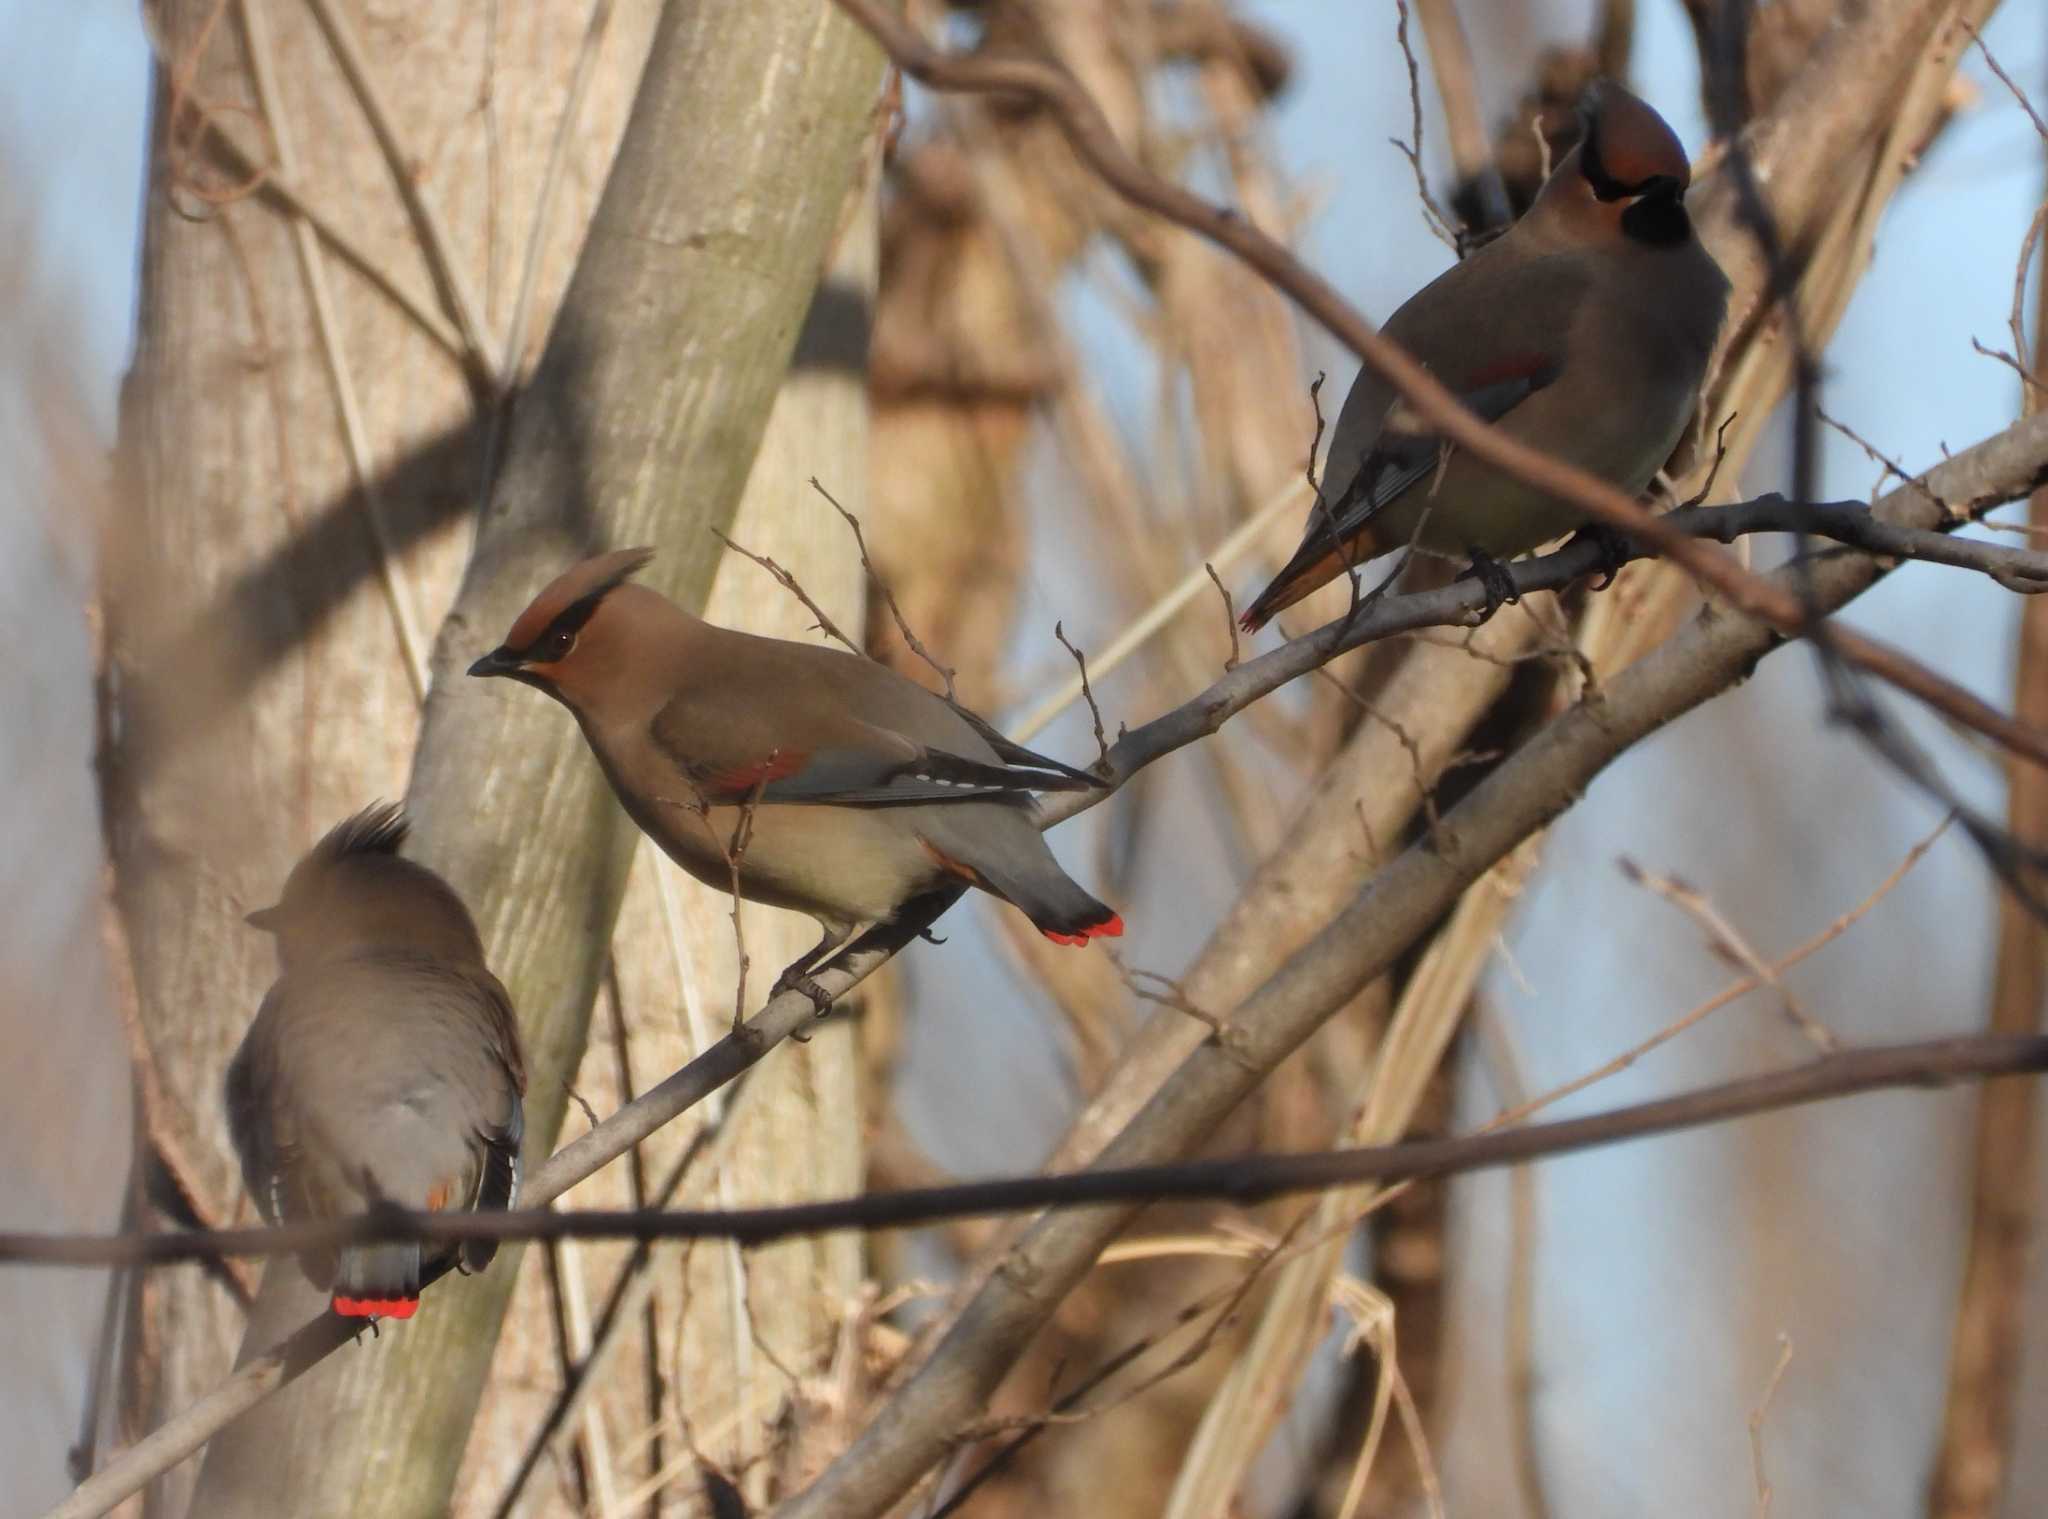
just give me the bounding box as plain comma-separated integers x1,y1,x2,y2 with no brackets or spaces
1052,621,1112,771
811,476,957,697
1203,563,1241,669
713,530,863,655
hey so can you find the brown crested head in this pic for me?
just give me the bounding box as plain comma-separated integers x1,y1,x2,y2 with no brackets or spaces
1529,82,1697,249
246,803,489,972
468,546,694,719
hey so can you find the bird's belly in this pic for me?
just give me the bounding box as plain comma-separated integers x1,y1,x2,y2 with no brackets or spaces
1395,396,1693,559
634,798,945,932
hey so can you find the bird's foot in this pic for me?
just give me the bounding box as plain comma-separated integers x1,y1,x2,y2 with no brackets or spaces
916,927,948,945
1568,524,1635,590
770,964,838,1018
1458,550,1520,618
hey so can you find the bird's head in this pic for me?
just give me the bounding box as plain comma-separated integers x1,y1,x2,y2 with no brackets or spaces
1535,81,1698,249
468,546,676,716
246,803,488,971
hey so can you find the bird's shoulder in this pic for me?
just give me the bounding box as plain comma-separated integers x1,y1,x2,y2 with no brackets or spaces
654,629,991,767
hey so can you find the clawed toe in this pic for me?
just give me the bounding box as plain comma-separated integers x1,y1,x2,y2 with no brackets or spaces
771,968,837,1017
1459,551,1520,618
1569,524,1634,590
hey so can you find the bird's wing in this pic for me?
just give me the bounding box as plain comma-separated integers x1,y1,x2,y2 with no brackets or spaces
1316,354,1564,548
649,661,1099,808
224,1029,288,1225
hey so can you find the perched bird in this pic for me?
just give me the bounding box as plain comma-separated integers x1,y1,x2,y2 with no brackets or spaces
226,805,526,1320
1239,81,1729,632
468,549,1122,1000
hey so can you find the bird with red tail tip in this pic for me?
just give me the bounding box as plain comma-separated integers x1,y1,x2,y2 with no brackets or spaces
469,550,1123,1007
1238,80,1729,634
226,804,527,1322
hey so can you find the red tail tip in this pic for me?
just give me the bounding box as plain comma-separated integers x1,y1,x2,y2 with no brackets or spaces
1237,610,1263,633
1040,913,1124,947
333,1294,419,1320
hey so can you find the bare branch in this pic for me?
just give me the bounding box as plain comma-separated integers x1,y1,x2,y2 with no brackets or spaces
13,1034,2048,1272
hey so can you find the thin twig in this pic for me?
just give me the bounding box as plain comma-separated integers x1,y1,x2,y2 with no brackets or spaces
1961,18,2048,143
1749,1335,1794,1519
1051,621,1111,771
1618,857,1840,1051
1202,563,1241,669
713,531,863,655
810,476,957,697
1010,478,1303,741
1390,0,1460,251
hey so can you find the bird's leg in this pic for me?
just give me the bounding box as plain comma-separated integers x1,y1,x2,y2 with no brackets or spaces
1566,523,1635,589
1457,550,1520,618
770,921,878,1018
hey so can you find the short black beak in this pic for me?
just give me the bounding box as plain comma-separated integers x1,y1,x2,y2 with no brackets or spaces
244,905,282,932
468,647,522,679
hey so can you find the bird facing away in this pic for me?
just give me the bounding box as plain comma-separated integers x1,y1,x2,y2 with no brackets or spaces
469,549,1122,1000
1239,80,1730,632
226,804,527,1320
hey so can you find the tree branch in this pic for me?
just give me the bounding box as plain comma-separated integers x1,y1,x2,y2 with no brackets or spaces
11,1032,2048,1267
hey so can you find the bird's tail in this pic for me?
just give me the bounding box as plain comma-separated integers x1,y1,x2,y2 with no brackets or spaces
1239,536,1367,633
923,814,1124,947
331,1242,423,1320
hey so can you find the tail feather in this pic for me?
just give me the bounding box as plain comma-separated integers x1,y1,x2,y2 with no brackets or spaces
924,814,1123,947
1041,912,1124,947
332,1241,422,1319
1239,534,1376,633
464,1132,522,1275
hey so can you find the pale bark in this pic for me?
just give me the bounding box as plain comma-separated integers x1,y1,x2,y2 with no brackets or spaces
107,1,882,1515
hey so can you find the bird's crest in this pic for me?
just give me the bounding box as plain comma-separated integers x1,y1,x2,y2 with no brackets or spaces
502,547,657,656
313,802,411,864
1579,81,1691,200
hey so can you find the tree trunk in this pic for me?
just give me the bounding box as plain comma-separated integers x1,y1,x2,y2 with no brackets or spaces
106,1,882,1514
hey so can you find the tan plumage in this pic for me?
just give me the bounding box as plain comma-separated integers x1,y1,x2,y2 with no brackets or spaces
1240,81,1729,631
470,551,1122,999
226,805,526,1320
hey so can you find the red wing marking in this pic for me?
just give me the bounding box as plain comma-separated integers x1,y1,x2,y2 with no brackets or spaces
917,836,986,886
1460,352,1556,392
704,749,808,796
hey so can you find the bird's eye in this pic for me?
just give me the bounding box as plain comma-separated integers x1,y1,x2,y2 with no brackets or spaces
538,627,576,662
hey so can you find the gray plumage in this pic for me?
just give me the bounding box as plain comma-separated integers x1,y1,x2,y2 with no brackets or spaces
1241,81,1730,630
226,804,526,1319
